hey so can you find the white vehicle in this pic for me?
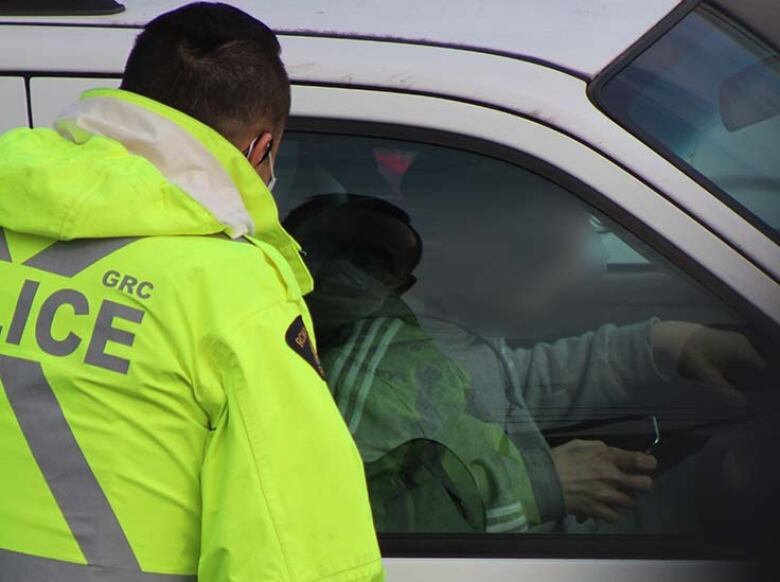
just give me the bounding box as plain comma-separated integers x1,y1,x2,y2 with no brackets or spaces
1,1,778,581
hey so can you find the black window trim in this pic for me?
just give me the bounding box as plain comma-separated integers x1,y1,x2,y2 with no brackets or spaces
587,0,780,245
0,0,125,17
23,75,32,128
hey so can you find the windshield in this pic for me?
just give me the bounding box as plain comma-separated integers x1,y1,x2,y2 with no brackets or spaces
597,1,780,234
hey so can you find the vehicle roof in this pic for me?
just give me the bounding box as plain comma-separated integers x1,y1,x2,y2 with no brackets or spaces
0,0,683,78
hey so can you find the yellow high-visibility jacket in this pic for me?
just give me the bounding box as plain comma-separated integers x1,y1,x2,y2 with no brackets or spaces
0,88,384,582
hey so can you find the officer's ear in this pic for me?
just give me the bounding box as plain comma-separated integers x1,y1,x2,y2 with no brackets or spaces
244,132,274,168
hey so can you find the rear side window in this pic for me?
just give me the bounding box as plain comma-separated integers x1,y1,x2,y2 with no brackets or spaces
594,1,780,235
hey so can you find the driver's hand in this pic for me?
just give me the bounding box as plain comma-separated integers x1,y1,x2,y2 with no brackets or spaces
651,321,766,403
551,439,656,523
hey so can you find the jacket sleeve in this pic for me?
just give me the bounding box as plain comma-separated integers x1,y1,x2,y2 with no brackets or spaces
322,323,542,533
198,298,384,582
435,413,541,531
508,320,664,429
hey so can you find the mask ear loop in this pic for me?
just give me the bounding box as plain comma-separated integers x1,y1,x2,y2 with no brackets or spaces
243,136,276,191
243,135,261,158
243,136,273,165
266,149,277,192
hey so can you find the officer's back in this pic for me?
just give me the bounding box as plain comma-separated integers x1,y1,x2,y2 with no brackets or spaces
0,4,384,581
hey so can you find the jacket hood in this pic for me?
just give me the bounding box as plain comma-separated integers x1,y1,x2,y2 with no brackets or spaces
0,88,311,292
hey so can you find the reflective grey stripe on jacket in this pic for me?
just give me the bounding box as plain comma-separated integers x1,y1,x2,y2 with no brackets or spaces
0,549,195,582
0,228,10,262
24,237,138,277
0,355,139,568
1,236,173,578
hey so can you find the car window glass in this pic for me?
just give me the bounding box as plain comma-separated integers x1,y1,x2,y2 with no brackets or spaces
597,2,780,233
278,131,779,550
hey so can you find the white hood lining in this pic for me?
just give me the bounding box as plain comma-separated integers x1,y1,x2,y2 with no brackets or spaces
55,97,254,238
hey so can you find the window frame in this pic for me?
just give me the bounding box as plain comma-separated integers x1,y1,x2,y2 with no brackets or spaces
588,0,780,244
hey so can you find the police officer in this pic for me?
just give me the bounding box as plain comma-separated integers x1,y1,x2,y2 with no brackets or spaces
0,3,383,581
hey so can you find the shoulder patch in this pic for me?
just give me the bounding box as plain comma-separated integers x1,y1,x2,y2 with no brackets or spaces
285,316,326,379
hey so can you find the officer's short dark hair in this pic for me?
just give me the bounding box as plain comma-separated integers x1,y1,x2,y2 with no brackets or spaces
120,2,290,142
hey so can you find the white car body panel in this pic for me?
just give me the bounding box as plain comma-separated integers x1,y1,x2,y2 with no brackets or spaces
0,0,683,79
0,76,27,132
29,76,120,127
0,26,137,74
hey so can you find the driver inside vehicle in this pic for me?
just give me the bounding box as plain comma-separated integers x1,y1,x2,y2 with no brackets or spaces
283,152,768,534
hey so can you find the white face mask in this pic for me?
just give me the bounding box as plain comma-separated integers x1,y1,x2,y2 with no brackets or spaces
245,136,277,192
266,149,277,192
